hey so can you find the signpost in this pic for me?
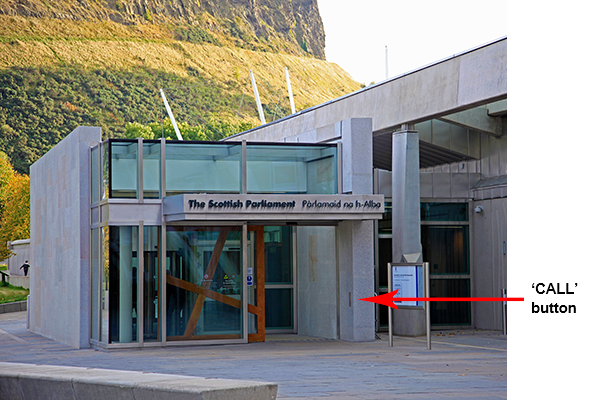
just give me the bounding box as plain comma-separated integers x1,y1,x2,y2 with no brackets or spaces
360,267,523,350
387,262,430,349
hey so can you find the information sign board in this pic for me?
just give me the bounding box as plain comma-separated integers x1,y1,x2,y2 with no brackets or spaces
387,262,430,350
391,265,420,307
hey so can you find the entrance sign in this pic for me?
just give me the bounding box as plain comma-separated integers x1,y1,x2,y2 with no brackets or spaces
163,193,385,222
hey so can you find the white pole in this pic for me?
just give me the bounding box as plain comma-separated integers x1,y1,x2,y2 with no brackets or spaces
385,46,389,80
285,67,296,114
250,70,266,125
159,89,183,140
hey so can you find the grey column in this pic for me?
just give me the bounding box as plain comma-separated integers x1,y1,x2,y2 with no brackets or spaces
391,125,425,336
336,118,375,342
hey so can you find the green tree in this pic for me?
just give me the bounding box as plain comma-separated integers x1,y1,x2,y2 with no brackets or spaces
0,154,29,260
0,152,16,216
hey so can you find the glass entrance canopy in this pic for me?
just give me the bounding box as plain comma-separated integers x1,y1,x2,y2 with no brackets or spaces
92,139,338,204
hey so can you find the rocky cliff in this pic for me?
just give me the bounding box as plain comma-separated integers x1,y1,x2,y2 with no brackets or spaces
0,0,326,58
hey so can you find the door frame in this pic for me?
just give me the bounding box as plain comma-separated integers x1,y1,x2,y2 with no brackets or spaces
248,225,265,342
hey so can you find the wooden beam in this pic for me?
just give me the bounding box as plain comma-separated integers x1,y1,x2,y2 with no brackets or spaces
183,228,230,338
248,226,265,343
167,334,241,341
167,275,260,315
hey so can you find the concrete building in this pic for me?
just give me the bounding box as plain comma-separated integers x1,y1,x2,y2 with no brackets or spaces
28,37,507,349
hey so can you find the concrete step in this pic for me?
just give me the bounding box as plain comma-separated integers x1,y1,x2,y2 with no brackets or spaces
0,362,277,400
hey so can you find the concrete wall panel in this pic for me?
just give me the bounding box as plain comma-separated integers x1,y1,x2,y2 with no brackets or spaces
297,226,337,339
457,40,507,107
472,198,507,330
29,126,101,348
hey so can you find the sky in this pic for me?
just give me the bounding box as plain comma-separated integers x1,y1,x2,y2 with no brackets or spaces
318,0,507,84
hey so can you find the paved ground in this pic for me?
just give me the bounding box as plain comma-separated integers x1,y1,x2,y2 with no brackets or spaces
0,311,506,399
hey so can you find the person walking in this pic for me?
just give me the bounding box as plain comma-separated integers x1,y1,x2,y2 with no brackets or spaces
20,260,30,276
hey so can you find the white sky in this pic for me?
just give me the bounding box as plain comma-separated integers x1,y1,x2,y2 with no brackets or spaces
318,0,507,84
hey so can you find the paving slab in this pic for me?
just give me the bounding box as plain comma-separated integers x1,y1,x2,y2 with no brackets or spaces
0,311,506,399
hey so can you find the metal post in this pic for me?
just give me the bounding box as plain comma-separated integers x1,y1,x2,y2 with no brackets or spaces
285,67,296,114
242,223,248,342
388,262,393,347
137,138,143,203
249,70,266,125
425,262,431,350
138,221,144,347
336,142,342,194
241,140,247,194
159,89,183,140
503,288,507,335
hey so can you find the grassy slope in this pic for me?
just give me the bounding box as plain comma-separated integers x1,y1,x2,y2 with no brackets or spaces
0,15,359,118
0,281,29,304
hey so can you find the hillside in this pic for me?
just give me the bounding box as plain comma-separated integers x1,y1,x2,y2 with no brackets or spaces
0,0,326,58
0,1,361,174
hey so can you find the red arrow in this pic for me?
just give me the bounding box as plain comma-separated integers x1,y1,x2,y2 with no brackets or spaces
359,290,525,309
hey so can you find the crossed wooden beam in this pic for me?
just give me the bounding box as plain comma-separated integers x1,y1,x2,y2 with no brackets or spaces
166,227,264,342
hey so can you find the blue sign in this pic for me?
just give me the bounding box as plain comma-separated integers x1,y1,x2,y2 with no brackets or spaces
247,275,253,286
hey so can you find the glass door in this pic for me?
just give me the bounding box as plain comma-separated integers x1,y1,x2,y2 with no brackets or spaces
264,226,295,333
421,202,471,328
165,226,244,342
142,226,160,342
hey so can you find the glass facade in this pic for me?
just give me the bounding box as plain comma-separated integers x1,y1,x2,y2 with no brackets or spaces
247,144,337,194
107,226,139,344
101,226,109,342
265,288,293,330
421,203,468,222
143,142,161,199
92,226,161,345
143,226,160,342
110,141,138,199
102,143,110,200
422,202,471,327
165,226,243,341
165,142,241,195
379,201,392,234
99,139,338,199
91,146,99,204
376,202,472,330
429,279,471,325
91,228,100,341
264,226,294,331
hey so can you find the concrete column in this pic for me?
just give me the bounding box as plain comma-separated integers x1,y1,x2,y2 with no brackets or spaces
338,220,375,341
391,125,425,336
336,118,375,342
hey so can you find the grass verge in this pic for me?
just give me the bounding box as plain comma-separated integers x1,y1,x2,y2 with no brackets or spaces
0,281,29,304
